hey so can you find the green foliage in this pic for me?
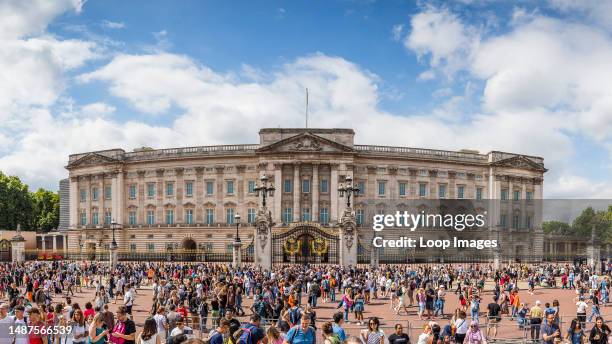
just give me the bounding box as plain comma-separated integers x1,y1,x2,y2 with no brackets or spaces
544,206,612,243
0,171,59,231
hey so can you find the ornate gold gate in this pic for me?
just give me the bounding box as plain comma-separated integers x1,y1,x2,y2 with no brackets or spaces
0,240,11,261
272,223,339,265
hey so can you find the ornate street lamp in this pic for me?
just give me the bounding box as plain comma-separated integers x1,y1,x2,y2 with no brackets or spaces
338,176,360,208
110,219,119,249
234,214,241,243
253,174,275,208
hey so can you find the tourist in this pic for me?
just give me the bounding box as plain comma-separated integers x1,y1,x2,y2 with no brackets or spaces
566,319,586,344
353,288,365,325
541,313,561,344
207,318,228,344
70,309,88,344
332,312,346,342
588,316,610,344
486,295,501,339
417,324,432,344
464,321,485,344
137,318,161,344
576,296,589,328
529,300,544,342
360,317,385,344
388,323,410,344
267,325,285,344
341,287,353,323
88,313,109,344
285,311,315,344
153,306,169,343
112,306,137,344
454,311,469,344
170,317,194,337
321,322,341,344
241,314,267,344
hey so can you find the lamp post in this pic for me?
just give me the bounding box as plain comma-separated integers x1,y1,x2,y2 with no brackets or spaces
338,176,360,209
233,213,242,267
253,174,275,208
109,219,120,269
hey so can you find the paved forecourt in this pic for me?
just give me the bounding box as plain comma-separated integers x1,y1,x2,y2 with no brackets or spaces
38,277,612,341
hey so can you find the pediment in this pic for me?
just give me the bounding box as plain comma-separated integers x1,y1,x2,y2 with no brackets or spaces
256,132,354,154
490,155,547,172
67,153,121,169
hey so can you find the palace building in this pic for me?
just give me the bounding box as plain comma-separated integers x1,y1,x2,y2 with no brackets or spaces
61,128,548,264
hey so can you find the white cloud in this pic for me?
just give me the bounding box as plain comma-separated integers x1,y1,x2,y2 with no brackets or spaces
0,0,83,39
405,7,480,78
80,102,116,118
391,24,404,42
101,20,124,29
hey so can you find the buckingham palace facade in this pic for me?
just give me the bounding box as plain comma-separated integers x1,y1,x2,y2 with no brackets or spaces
61,128,547,264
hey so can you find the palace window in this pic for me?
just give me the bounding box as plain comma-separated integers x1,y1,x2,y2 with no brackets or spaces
302,208,311,221
104,186,111,200
476,187,483,200
147,210,155,225
226,208,235,224
226,180,234,195
319,208,329,225
248,180,255,193
419,183,427,197
129,211,137,225
357,181,365,195
438,184,446,199
378,181,386,196
206,208,214,225
356,209,364,225
501,189,509,200
512,214,520,229
147,243,155,251
92,212,99,225
513,190,520,200
129,185,137,199
185,181,194,197
185,209,193,224
457,172,466,179
129,243,137,250
399,182,406,196
80,211,87,225
320,179,329,193
206,181,214,196
526,216,532,229
457,185,465,199
80,189,86,202
526,191,533,200
166,209,174,225
419,169,428,177
500,214,507,228
302,179,310,193
166,182,174,196
104,211,111,225
147,183,155,198
284,179,292,193
283,208,293,223
247,208,256,224
92,187,98,201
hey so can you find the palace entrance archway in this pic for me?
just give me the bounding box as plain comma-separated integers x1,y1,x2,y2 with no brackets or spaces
272,224,339,265
0,240,11,261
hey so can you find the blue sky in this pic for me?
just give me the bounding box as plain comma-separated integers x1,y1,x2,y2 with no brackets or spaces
1,0,611,198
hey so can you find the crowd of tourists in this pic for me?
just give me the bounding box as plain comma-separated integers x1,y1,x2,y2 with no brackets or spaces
0,260,611,344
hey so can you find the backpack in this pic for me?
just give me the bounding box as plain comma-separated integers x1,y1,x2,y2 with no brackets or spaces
396,288,403,297
203,330,221,344
327,334,341,344
237,326,253,344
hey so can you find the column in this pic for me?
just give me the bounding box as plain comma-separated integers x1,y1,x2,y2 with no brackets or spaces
195,167,205,223
330,164,339,223
507,177,513,231
293,163,300,222
175,168,184,223
273,164,282,223
117,171,125,225
111,173,118,222
69,177,78,228
85,175,91,226
137,170,146,225
215,166,224,223
99,174,105,223
52,235,57,251
236,165,246,219
521,180,527,230
41,235,46,250
312,164,319,222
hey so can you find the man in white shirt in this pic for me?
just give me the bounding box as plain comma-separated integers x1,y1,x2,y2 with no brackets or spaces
124,284,135,317
13,306,28,344
0,303,15,344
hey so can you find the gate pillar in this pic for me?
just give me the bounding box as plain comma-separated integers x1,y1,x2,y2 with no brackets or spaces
254,207,273,270
338,209,357,267
11,224,26,263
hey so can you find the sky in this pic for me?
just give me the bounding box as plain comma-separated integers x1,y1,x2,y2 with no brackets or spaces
0,0,612,198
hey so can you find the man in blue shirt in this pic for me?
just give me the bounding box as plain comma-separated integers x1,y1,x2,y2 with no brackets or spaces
208,319,229,344
284,311,316,344
241,314,267,344
332,312,346,342
541,313,560,344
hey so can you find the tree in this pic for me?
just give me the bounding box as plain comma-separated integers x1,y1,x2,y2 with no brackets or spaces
542,220,571,234
32,188,60,232
0,171,59,231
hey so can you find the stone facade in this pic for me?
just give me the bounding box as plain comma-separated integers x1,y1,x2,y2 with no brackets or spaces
62,128,547,261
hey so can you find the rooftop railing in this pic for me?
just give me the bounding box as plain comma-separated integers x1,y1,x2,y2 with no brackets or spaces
354,144,488,163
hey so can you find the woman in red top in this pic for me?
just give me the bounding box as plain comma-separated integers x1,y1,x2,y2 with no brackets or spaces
28,308,48,344
176,302,188,319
